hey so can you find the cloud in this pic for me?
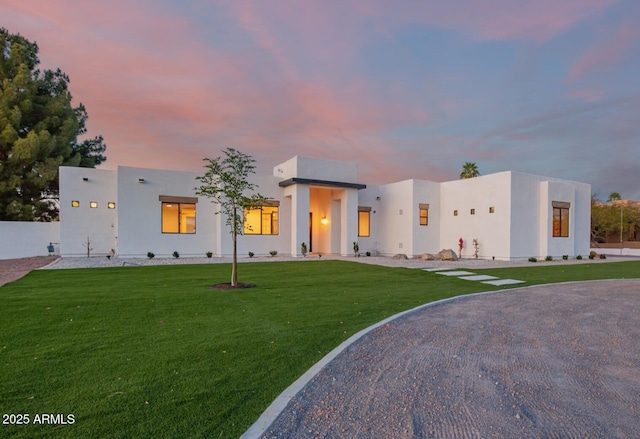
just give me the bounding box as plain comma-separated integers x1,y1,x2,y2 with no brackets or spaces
567,22,639,83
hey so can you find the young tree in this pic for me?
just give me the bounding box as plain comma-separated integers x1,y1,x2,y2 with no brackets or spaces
459,162,480,179
196,148,267,287
0,28,106,221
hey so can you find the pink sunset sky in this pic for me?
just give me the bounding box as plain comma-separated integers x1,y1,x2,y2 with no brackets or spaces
2,0,639,199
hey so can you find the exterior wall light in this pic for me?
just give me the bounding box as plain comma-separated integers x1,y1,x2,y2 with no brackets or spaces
82,177,89,181
320,216,329,225
138,178,145,183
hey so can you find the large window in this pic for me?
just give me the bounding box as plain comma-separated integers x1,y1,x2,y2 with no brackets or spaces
419,203,429,226
160,196,197,234
552,201,570,237
244,203,279,235
358,206,371,237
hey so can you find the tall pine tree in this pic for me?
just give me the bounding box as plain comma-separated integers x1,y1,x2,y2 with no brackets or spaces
0,27,106,221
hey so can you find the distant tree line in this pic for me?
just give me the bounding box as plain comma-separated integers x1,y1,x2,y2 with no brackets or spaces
591,193,640,243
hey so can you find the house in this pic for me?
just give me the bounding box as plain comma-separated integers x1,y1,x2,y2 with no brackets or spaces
55,155,591,261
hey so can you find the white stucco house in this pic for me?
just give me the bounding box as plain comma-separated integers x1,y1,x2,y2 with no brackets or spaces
52,155,590,261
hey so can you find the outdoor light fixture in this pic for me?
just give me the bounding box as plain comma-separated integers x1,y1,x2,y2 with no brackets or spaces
138,178,145,183
82,177,89,181
320,216,329,225
376,196,381,200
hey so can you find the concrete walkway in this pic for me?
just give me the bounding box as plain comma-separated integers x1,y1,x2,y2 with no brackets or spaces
245,279,640,438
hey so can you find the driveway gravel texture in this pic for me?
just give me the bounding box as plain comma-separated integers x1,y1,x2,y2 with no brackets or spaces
259,280,640,439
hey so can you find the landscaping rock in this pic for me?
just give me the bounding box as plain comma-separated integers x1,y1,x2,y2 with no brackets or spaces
392,253,408,260
437,249,458,261
420,253,435,261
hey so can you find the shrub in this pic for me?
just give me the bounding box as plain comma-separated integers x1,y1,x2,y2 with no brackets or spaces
300,242,307,257
562,255,568,260
528,257,537,262
206,252,213,258
600,254,607,259
589,254,595,260
545,255,553,261
366,251,371,256
147,252,155,259
577,255,583,260
173,251,180,259
269,250,277,257
589,250,598,259
248,251,254,258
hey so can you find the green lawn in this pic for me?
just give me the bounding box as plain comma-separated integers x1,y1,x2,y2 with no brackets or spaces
1,259,638,438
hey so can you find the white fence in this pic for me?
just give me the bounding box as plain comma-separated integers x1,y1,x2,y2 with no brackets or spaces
0,221,60,260
591,247,640,257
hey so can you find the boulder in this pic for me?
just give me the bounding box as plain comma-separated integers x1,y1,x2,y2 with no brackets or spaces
392,253,408,260
420,253,435,261
437,249,458,261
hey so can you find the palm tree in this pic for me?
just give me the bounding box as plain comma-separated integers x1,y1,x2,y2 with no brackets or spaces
460,162,480,179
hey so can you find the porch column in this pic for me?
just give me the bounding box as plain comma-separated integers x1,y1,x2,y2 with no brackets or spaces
340,188,359,256
284,184,310,257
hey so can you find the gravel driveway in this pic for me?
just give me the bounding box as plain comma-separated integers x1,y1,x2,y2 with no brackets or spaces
255,280,640,438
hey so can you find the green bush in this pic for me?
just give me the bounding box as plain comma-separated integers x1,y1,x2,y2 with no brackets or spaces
600,254,607,259
545,255,553,261
577,255,583,260
248,251,254,258
173,251,180,259
529,257,537,262
562,255,568,260
147,252,155,259
366,251,371,256
206,252,213,258
269,250,277,257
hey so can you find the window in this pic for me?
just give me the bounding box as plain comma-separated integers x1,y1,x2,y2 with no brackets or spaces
71,200,79,207
90,201,98,208
470,208,475,215
244,202,279,235
358,206,371,237
489,206,495,213
419,203,429,226
454,210,458,216
160,196,197,234
552,201,570,237
107,202,116,209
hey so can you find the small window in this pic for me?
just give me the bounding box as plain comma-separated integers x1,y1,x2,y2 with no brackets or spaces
71,200,80,208
489,207,495,213
454,210,458,216
358,211,370,237
470,208,475,215
552,201,570,238
90,201,98,208
419,203,429,226
244,204,279,235
107,202,116,209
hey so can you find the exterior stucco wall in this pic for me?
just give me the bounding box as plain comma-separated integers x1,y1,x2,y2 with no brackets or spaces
440,173,513,260
116,166,217,258
411,180,441,256
0,221,60,259
59,167,118,257
275,156,358,183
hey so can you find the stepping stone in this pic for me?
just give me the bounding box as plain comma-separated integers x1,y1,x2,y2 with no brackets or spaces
423,267,457,272
483,279,525,286
436,271,476,277
459,275,499,281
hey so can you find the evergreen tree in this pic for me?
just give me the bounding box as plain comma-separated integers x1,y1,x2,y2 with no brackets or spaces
0,28,106,221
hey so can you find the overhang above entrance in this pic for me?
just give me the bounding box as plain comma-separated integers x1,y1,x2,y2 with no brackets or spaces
278,177,366,190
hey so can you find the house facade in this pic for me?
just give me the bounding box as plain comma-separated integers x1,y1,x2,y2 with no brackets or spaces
57,155,591,260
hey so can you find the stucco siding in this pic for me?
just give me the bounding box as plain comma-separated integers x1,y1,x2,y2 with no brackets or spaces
0,221,60,259
59,167,118,257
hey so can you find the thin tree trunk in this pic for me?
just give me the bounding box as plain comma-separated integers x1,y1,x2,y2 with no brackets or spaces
231,207,238,286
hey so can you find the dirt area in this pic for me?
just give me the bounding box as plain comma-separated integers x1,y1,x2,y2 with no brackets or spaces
259,280,640,438
0,256,59,287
